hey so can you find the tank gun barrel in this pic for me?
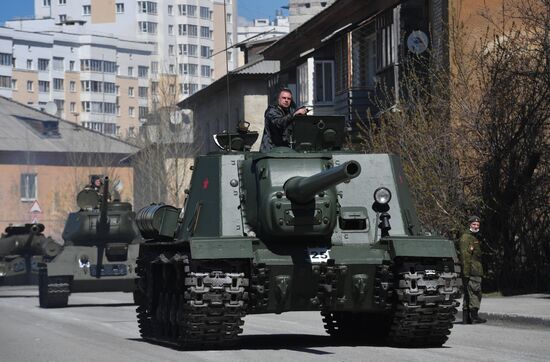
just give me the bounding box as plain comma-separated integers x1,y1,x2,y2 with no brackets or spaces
284,160,361,204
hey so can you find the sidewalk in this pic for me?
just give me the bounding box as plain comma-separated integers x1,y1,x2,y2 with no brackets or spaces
459,293,550,327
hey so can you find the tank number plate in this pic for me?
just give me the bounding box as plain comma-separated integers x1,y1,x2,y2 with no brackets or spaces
308,248,330,263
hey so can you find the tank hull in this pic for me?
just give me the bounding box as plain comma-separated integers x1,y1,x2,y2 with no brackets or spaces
38,244,140,307
133,151,461,349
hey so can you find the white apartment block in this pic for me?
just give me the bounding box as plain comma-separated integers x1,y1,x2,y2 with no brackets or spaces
0,26,153,137
288,0,336,31
26,0,237,88
237,11,289,44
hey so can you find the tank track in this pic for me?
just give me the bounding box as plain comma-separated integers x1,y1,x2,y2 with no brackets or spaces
38,266,70,308
387,266,460,347
248,263,270,312
136,246,249,349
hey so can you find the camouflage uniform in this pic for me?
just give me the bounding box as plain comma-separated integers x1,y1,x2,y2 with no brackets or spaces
260,104,296,152
459,227,486,323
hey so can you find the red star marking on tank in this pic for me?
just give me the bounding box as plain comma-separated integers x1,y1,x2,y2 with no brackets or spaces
202,178,209,189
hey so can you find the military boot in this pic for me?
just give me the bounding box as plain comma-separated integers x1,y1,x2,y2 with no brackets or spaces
471,308,487,324
463,309,472,324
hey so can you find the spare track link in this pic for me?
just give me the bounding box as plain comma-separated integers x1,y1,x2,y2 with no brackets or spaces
388,264,461,347
136,245,249,349
38,266,70,308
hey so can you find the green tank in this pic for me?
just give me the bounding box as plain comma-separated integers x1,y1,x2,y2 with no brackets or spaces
38,177,143,308
134,117,461,348
0,223,62,285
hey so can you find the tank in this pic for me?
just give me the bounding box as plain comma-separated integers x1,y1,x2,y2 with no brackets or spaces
133,117,461,348
0,223,62,285
38,177,143,308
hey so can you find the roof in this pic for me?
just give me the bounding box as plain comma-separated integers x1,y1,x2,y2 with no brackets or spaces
0,96,138,155
178,59,279,108
262,0,400,62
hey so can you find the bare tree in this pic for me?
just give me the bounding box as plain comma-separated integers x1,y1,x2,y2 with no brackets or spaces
361,0,550,294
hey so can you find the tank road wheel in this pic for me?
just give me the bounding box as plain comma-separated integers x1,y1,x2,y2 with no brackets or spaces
386,261,461,347
38,267,70,308
135,247,249,349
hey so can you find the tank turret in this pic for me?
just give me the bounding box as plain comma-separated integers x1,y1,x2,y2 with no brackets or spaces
0,223,62,285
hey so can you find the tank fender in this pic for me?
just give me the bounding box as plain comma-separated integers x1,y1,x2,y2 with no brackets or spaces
388,237,458,259
189,238,254,259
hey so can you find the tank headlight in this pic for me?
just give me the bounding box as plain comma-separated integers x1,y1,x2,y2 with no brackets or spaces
374,187,392,204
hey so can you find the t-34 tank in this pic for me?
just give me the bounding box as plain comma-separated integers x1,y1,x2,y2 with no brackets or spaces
134,117,461,348
38,177,143,308
0,223,62,285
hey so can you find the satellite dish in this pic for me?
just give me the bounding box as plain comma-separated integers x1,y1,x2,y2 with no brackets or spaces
44,101,58,115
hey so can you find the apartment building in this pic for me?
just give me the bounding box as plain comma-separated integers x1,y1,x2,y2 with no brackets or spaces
287,0,336,31
27,0,237,89
0,26,153,137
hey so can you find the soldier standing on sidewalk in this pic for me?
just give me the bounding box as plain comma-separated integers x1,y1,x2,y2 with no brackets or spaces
459,215,487,324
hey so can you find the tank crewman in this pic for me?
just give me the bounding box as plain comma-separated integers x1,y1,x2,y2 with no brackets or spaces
260,88,309,152
84,176,111,203
459,215,487,324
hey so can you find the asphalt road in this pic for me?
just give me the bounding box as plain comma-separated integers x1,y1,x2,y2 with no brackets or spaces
0,286,549,362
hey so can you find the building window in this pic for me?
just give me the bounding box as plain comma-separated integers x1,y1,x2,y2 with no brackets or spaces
377,11,396,69
138,1,157,15
27,80,33,92
21,174,37,201
179,63,187,75
188,25,197,37
53,78,64,91
178,4,186,15
151,61,158,74
27,59,33,70
187,5,197,17
178,44,187,55
138,21,158,34
69,60,75,71
168,25,174,35
83,5,91,15
188,44,197,56
200,46,210,58
116,3,125,13
59,0,66,5
0,53,12,66
11,79,17,90
38,58,50,71
200,6,211,20
0,76,11,88
227,13,232,23
168,5,173,15
69,81,76,92
59,14,67,22
43,0,51,6
169,44,175,56
201,65,210,77
151,81,158,94
138,87,148,98
200,26,211,39
70,102,76,112
138,66,149,78
169,64,175,74
139,106,148,118
128,87,134,97
129,107,135,117
38,80,50,93
188,63,198,76
128,66,134,77
314,60,334,104
53,57,64,71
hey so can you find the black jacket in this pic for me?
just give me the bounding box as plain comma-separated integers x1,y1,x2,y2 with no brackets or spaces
260,104,295,152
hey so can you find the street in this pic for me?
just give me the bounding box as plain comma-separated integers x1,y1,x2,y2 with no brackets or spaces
0,286,548,361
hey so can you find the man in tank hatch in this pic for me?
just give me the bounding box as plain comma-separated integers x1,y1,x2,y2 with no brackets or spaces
260,88,309,152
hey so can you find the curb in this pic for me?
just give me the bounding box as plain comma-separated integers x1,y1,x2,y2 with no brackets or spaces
458,311,550,328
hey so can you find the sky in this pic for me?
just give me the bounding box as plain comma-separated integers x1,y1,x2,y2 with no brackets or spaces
0,1,289,27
